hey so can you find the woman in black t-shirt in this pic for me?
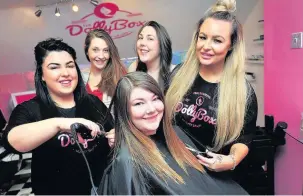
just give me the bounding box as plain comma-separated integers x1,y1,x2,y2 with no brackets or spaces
2,38,114,195
166,0,257,173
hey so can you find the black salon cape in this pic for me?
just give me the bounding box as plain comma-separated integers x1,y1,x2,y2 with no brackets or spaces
97,126,248,195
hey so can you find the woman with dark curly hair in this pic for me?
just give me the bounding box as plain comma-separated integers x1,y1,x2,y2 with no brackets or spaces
2,38,114,195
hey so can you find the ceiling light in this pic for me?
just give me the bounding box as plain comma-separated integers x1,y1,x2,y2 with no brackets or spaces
72,0,79,12
35,9,42,17
72,4,79,12
90,0,99,6
55,6,60,17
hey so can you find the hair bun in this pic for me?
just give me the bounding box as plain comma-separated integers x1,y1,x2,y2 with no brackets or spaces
211,0,236,13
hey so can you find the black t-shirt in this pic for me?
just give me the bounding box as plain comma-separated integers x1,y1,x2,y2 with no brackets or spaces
175,74,258,154
3,95,113,195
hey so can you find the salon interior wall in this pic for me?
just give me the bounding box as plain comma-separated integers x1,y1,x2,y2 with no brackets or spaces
0,0,259,119
243,0,264,127
264,0,303,194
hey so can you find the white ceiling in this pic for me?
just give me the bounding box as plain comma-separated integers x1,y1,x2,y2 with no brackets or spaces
0,0,85,9
0,0,259,75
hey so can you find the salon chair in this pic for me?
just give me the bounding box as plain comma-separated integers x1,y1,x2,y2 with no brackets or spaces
232,115,287,195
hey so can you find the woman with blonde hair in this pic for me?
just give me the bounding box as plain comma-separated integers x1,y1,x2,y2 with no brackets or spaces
97,72,247,195
166,0,257,174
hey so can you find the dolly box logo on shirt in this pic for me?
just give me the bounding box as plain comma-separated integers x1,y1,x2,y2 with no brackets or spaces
66,2,145,39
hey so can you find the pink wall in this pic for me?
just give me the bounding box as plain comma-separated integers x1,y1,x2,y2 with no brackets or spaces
264,0,303,194
0,72,34,120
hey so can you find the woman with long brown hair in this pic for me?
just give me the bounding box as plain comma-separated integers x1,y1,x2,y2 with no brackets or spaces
82,29,127,107
97,72,247,195
128,21,175,92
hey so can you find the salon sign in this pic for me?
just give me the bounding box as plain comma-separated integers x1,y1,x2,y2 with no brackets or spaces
66,2,145,39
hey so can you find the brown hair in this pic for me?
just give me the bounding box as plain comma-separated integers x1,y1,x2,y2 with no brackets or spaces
136,21,172,92
84,29,127,96
110,72,204,187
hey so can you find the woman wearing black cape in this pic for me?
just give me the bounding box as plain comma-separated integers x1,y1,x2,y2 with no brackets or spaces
97,72,247,195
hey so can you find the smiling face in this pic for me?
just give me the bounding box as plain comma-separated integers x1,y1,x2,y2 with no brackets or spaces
196,18,232,67
41,51,78,99
136,26,160,65
87,37,110,70
129,87,164,136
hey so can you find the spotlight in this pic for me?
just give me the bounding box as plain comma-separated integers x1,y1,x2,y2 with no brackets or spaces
35,9,42,17
72,0,79,12
55,6,60,17
90,0,99,6
72,4,79,12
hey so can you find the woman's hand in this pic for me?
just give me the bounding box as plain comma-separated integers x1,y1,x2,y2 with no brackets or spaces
197,151,235,172
105,129,115,147
57,118,101,138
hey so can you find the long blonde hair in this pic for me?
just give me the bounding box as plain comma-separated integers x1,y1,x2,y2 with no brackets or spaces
110,72,204,189
166,0,251,151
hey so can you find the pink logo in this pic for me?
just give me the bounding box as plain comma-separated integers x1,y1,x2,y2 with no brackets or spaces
65,2,145,39
94,3,119,19
176,102,217,125
58,133,96,149
196,96,204,106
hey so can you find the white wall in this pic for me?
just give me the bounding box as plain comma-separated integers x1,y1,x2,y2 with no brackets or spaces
0,0,258,75
243,0,264,126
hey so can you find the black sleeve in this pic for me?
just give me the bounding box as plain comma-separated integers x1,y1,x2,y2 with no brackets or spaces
104,113,114,132
89,95,114,132
233,85,258,149
2,104,34,153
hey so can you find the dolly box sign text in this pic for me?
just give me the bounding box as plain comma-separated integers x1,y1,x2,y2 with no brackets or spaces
66,2,145,39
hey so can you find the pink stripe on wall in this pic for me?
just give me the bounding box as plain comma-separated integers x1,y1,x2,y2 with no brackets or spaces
264,0,303,194
0,72,31,119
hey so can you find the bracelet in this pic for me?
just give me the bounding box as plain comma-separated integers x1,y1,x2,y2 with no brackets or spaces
228,154,236,170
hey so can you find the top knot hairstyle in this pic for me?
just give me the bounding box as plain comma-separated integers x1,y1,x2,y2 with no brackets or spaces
165,0,253,152
209,0,236,13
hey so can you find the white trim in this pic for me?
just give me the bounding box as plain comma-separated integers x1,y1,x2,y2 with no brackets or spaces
10,90,36,107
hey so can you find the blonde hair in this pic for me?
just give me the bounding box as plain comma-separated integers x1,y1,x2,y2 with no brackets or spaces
166,0,251,151
110,72,204,189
